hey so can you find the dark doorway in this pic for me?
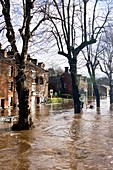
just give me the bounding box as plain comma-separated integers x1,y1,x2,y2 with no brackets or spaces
36,97,40,104
1,99,5,109
10,97,13,106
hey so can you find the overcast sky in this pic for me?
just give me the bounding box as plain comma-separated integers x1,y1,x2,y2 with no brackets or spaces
0,0,113,78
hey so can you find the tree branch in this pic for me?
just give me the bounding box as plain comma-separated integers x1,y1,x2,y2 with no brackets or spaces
58,51,68,57
74,38,96,56
92,0,98,38
31,18,46,35
0,0,20,63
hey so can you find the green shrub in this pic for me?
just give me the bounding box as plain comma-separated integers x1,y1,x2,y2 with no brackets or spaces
48,97,62,103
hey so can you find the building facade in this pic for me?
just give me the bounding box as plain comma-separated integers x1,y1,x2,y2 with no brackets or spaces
0,45,48,109
29,60,49,106
0,47,16,109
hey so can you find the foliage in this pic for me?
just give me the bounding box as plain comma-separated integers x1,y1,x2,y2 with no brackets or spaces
48,97,63,103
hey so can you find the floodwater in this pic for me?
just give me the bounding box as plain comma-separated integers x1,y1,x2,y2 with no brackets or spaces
0,98,113,170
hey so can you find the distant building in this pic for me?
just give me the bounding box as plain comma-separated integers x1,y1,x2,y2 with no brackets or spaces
87,78,94,98
60,67,72,96
98,85,110,97
96,77,110,97
48,67,88,98
29,60,48,105
48,76,61,96
77,74,88,98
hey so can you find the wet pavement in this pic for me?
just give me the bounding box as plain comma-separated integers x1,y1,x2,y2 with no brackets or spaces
0,98,113,169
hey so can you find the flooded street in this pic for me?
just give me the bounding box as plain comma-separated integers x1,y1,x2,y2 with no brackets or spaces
0,98,113,169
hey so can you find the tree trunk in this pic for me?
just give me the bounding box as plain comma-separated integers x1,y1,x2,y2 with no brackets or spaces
12,68,33,130
86,62,100,110
109,85,113,105
93,82,100,109
108,71,113,106
70,59,81,113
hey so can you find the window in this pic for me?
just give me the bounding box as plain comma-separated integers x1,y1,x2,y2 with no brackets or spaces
32,83,36,92
32,70,36,80
8,66,13,77
35,76,38,84
40,77,44,85
8,82,13,91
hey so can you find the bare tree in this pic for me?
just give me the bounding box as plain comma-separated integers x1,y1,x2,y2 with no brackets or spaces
0,0,47,130
83,39,102,109
99,27,113,106
48,62,64,76
40,0,111,113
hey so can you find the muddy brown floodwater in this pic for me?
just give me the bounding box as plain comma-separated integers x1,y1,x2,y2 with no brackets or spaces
0,98,113,170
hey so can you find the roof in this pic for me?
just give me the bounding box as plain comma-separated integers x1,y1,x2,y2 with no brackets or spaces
0,49,48,73
27,61,48,73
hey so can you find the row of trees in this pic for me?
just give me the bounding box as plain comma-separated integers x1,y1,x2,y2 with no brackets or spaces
82,26,113,110
0,0,113,130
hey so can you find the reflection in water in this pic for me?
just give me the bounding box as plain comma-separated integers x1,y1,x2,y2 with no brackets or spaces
0,98,113,169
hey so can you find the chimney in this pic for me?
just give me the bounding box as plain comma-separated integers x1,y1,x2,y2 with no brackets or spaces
65,67,68,73
38,62,45,69
31,59,37,65
0,43,7,58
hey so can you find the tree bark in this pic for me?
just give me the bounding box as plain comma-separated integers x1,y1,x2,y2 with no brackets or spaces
109,84,113,105
93,82,100,109
86,62,100,109
12,68,33,130
69,58,81,113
